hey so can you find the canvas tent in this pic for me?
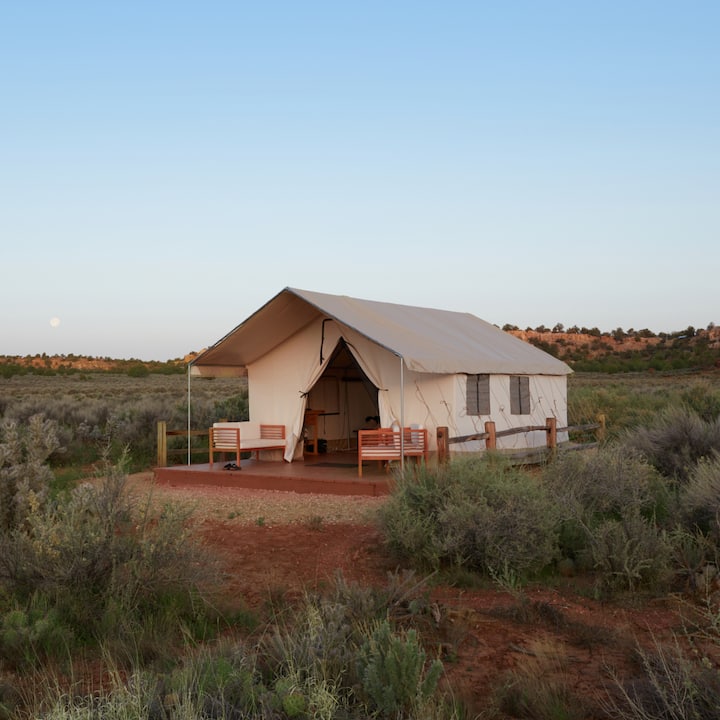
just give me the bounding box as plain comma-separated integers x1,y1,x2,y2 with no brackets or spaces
189,287,573,462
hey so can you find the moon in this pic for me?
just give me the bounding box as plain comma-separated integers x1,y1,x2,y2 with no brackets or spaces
49,317,61,328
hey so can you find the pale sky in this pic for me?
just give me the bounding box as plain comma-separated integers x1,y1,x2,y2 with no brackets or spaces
1,2,717,360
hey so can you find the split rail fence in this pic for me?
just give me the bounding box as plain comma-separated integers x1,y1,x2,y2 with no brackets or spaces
156,421,210,467
436,414,606,464
157,415,606,467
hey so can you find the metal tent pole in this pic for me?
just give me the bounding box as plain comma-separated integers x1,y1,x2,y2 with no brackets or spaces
187,364,192,465
400,356,405,473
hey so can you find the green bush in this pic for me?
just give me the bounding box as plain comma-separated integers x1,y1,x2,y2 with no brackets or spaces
0,597,73,669
126,364,150,378
380,455,560,577
358,620,443,718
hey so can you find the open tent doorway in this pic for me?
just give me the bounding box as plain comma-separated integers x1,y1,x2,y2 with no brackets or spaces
304,339,380,453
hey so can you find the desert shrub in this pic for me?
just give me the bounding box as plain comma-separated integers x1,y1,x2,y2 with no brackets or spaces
126,363,150,378
495,639,596,720
546,445,667,521
568,377,675,441
543,445,670,565
160,572,451,720
0,449,220,662
28,569,461,719
680,380,720,423
0,414,57,532
380,455,560,577
679,454,720,536
358,620,443,718
39,625,452,720
544,446,674,592
667,527,720,597
585,510,672,594
622,405,720,484
212,392,250,422
262,593,358,698
258,570,437,717
606,636,720,720
0,595,73,669
1,374,248,471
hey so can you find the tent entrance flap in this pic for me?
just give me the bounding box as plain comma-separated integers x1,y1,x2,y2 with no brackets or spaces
305,339,380,452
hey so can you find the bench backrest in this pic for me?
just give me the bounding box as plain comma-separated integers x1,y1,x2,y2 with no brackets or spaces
210,426,241,451
358,427,427,454
260,424,285,440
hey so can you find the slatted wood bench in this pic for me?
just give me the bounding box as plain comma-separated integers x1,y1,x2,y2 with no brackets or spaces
209,422,286,468
357,427,428,477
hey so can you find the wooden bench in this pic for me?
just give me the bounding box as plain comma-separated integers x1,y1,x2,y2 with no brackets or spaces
357,426,428,477
209,422,286,468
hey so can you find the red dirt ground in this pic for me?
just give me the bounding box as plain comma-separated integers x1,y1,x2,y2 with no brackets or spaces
195,516,703,717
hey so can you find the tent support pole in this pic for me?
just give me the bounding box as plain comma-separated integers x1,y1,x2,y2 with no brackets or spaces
187,364,192,465
400,356,405,473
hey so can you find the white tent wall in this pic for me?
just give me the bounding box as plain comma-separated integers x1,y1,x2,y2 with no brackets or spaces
450,373,569,451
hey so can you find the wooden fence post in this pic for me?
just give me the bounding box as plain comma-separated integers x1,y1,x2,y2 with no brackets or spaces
484,421,496,450
157,421,167,467
436,426,449,464
596,413,606,443
545,417,557,450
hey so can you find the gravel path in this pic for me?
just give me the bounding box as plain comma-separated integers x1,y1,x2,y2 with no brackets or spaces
126,472,387,526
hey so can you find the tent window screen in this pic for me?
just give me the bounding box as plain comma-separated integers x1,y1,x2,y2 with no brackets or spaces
510,376,530,415
466,374,490,415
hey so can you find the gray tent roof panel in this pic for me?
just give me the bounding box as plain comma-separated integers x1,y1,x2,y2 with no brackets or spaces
191,287,572,376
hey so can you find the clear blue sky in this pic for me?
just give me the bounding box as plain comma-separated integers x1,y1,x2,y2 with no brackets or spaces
2,2,717,360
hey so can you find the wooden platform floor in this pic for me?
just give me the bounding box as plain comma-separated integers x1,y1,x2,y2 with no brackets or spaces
153,451,396,497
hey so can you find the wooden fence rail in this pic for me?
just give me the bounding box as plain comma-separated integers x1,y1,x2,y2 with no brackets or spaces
157,414,606,467
156,421,210,467
436,414,606,464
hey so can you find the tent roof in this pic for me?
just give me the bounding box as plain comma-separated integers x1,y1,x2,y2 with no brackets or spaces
191,287,572,376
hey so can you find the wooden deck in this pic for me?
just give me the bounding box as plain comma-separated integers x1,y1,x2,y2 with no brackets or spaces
153,451,397,497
